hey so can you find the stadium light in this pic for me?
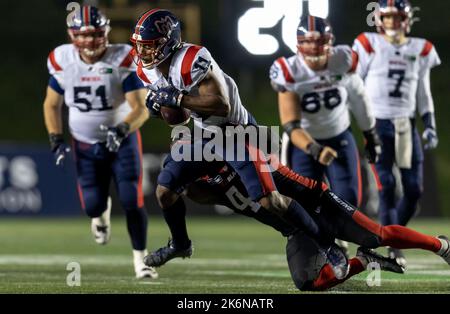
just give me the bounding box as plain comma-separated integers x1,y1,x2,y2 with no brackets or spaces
238,0,329,55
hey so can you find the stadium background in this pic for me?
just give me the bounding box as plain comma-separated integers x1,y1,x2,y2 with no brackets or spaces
0,0,448,218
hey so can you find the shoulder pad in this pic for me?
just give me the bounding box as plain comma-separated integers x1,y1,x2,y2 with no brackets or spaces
270,57,295,92
47,44,74,74
353,32,375,54
179,45,211,88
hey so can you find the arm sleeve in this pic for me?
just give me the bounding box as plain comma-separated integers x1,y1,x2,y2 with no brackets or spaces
48,75,64,95
416,68,435,116
417,42,441,116
346,73,375,131
47,49,65,90
352,34,374,80
122,72,145,93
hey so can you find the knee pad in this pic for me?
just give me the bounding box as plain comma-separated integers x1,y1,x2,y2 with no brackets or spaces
83,198,107,218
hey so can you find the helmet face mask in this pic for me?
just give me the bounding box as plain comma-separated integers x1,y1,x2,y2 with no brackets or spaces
68,28,109,58
67,6,110,60
131,9,182,69
296,16,334,70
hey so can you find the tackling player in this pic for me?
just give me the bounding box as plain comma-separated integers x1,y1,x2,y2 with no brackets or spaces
157,152,450,291
131,9,340,266
352,0,441,267
43,6,157,279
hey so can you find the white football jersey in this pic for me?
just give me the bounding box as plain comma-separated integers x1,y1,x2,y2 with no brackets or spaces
270,45,374,139
47,44,139,144
137,43,249,130
353,32,441,119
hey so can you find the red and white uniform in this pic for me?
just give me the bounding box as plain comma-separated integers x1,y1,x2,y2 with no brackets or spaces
47,44,137,143
137,43,250,129
352,32,441,119
270,45,375,139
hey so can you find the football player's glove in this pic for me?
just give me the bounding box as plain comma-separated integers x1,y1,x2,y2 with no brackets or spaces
422,128,438,150
99,123,130,153
363,128,382,163
421,112,438,150
150,85,184,109
49,133,70,167
145,90,162,118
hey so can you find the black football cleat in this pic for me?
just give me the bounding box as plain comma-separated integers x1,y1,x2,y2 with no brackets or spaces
358,247,405,274
144,239,193,267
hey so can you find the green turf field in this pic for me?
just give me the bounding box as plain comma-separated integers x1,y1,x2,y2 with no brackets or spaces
0,216,449,293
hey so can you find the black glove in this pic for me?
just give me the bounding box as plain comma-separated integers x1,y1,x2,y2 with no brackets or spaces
49,133,70,167
150,84,184,108
100,122,130,153
306,142,325,161
363,128,382,163
145,89,162,118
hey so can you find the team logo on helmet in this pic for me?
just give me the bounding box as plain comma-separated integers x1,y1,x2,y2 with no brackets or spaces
131,9,182,69
154,16,176,35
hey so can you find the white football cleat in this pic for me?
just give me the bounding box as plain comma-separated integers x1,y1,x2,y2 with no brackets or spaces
91,197,112,245
436,235,450,265
134,250,159,279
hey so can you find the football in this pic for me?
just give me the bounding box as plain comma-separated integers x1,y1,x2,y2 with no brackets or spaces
160,106,191,127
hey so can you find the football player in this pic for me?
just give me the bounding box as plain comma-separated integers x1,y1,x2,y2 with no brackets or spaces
131,9,340,266
352,0,441,267
270,15,381,213
43,5,157,279
165,153,450,291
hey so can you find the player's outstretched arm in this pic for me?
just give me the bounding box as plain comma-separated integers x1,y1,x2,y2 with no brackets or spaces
43,86,64,135
278,91,337,166
123,88,150,133
180,70,230,117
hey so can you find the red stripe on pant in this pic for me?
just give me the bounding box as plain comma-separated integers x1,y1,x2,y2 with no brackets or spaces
352,211,441,252
355,151,363,207
245,143,276,196
136,130,145,208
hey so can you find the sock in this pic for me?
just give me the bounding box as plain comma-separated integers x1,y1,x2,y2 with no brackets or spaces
381,225,442,252
163,197,190,249
125,207,148,251
312,258,365,291
352,211,442,252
